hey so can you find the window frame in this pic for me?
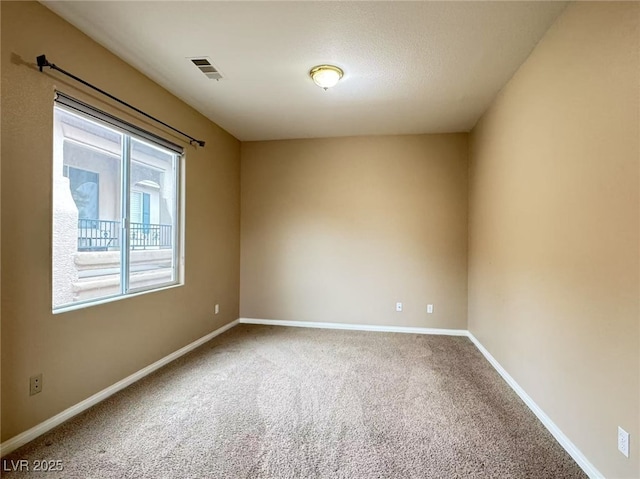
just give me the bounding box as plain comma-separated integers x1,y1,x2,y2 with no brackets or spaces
52,96,185,313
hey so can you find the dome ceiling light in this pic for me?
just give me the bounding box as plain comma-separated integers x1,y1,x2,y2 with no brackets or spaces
309,65,344,90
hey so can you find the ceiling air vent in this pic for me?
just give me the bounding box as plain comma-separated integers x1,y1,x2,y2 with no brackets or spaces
189,57,223,81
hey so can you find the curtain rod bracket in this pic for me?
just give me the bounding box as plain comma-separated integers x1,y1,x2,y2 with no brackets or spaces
36,54,205,148
37,54,51,72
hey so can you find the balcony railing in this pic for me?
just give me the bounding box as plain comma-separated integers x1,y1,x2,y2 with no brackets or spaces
78,219,172,251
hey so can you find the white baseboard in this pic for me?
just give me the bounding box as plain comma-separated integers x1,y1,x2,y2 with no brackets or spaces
467,332,604,479
0,319,239,458
239,317,468,336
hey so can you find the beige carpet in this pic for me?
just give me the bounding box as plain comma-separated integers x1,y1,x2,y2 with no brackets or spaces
2,324,586,478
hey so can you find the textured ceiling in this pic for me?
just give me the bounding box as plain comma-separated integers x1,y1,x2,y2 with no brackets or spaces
43,1,566,141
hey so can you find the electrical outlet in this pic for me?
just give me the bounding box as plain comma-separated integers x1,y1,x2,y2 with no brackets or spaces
214,304,220,315
30,374,43,396
618,426,629,458
395,302,403,312
427,304,434,314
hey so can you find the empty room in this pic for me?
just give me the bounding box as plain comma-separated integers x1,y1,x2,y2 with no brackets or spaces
1,1,638,478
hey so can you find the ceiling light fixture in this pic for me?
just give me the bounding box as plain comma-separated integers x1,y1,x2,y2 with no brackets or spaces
309,65,344,90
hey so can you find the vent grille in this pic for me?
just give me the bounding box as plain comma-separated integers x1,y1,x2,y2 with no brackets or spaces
189,57,223,81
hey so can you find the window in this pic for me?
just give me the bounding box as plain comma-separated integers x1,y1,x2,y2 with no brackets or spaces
52,96,183,311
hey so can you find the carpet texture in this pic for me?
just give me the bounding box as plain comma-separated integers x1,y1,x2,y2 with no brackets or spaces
2,324,587,478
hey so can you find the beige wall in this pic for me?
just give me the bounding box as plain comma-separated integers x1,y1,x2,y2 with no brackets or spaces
468,3,639,478
241,135,468,329
1,1,240,441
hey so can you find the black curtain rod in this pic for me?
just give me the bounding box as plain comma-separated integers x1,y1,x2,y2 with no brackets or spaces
36,54,205,148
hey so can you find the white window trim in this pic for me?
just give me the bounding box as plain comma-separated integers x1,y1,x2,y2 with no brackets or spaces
53,98,185,313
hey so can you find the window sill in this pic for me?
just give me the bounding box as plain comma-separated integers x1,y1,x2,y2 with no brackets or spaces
52,282,184,315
